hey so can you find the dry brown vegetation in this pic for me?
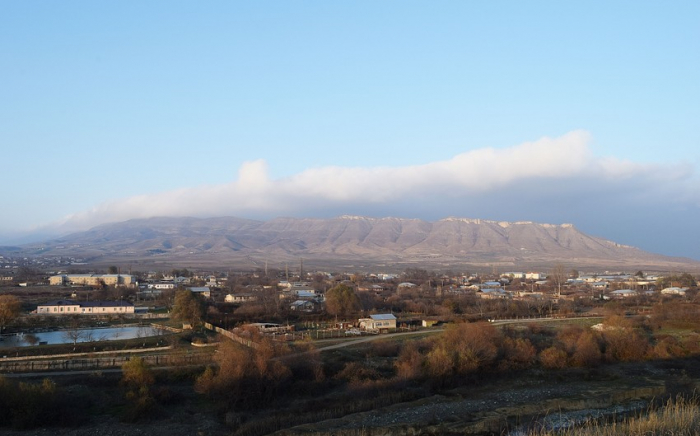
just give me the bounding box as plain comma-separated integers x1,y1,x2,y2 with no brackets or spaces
530,397,700,436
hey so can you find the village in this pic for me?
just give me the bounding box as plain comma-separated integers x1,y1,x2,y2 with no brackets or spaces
1,262,699,436
1,262,697,337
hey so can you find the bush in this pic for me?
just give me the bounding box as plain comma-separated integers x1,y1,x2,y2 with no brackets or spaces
602,329,650,362
571,331,603,367
429,322,501,376
0,376,86,429
394,341,426,380
539,346,567,369
499,337,537,370
653,335,687,359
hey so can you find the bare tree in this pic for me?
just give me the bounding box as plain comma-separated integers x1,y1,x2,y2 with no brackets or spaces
550,264,568,297
63,319,86,349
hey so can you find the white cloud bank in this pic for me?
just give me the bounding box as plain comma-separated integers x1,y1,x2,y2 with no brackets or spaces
48,130,697,237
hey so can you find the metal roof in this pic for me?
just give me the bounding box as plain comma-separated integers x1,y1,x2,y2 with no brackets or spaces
369,314,396,320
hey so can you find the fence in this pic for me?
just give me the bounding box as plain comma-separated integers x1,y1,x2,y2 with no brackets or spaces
204,322,260,350
0,351,211,372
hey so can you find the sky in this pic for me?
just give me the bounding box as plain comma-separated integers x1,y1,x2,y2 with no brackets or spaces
1,1,699,259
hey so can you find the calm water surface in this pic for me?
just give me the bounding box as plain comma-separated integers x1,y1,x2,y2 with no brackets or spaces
0,326,166,348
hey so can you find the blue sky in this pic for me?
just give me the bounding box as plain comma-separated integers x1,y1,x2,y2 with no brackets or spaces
1,1,699,260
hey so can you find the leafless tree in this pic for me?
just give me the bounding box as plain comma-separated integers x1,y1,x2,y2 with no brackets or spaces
550,264,568,297
62,316,86,349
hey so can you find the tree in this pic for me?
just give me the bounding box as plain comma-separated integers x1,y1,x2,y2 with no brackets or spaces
108,266,119,274
62,316,87,348
549,264,567,297
657,273,697,289
171,290,206,327
678,273,697,288
15,267,37,282
0,295,21,334
324,284,361,318
425,322,501,377
195,339,291,410
121,356,155,392
121,357,156,422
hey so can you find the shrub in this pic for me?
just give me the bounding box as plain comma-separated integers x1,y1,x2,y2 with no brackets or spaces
336,362,381,383
539,346,568,369
653,335,687,359
394,341,426,380
0,376,85,429
602,328,650,362
499,337,537,370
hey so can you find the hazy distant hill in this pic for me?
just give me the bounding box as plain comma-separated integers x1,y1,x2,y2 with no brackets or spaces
11,216,700,271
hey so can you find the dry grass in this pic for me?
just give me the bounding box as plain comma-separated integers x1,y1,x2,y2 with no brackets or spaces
530,397,700,436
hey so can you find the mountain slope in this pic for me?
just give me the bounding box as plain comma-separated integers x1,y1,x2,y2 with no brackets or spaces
12,216,700,271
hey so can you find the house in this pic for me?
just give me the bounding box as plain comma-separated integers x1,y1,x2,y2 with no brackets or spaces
149,282,175,290
526,272,545,280
36,299,135,315
480,281,502,289
661,287,688,296
225,293,258,303
478,288,510,299
292,289,318,299
359,314,397,332
174,276,191,285
188,286,211,298
503,272,526,280
610,289,637,298
205,275,219,287
290,300,316,312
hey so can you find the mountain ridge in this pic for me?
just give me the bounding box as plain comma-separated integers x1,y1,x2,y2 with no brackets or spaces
5,216,699,272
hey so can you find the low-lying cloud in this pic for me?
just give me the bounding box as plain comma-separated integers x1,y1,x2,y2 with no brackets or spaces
47,130,698,258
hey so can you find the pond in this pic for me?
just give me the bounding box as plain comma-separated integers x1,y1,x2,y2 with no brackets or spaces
0,326,168,348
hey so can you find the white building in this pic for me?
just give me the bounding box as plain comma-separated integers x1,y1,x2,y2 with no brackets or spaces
359,314,397,332
610,289,637,298
149,283,175,290
661,287,688,296
49,274,136,287
36,300,135,315
526,272,545,280
225,293,258,303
